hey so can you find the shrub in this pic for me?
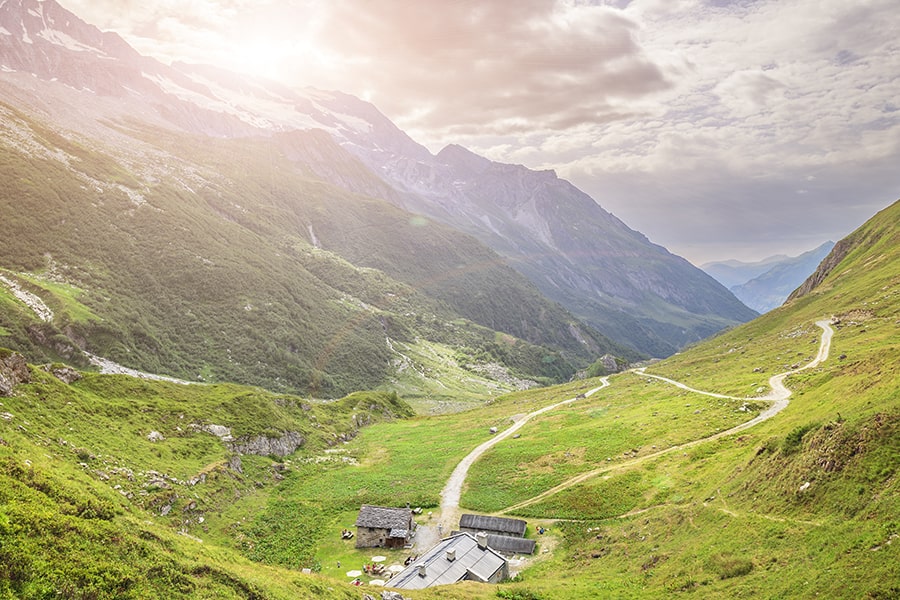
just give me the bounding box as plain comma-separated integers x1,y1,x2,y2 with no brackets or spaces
711,553,754,580
782,423,819,454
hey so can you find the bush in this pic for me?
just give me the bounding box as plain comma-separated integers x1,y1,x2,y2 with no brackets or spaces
711,553,754,580
782,423,819,454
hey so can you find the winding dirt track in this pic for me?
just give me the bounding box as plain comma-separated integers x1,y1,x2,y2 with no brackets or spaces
415,319,833,542
499,319,834,513
414,378,611,550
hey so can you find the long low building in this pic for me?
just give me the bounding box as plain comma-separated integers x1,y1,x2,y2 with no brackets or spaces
484,533,536,555
459,514,527,538
389,532,509,590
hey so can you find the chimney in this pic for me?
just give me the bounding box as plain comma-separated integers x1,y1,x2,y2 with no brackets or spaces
476,531,488,550
446,548,456,561
417,563,427,578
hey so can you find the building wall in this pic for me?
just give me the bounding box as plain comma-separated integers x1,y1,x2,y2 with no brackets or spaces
490,562,510,583
355,526,390,548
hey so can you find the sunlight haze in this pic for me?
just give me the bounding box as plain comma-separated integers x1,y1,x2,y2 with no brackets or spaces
59,0,900,264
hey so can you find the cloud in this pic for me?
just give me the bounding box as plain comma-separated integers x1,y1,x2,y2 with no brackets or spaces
56,0,900,263
305,0,670,136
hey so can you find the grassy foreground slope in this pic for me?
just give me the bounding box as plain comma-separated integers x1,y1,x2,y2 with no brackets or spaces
0,364,412,599
460,200,897,598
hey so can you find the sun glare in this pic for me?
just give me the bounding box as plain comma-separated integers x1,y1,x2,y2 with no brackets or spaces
232,40,292,81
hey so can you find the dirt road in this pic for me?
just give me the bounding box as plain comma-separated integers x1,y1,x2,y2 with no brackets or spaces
413,378,610,551
413,319,832,546
500,319,834,513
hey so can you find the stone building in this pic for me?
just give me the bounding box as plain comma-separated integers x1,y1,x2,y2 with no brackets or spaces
354,505,415,549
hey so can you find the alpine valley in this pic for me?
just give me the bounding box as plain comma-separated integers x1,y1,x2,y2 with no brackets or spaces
0,0,756,400
0,1,897,600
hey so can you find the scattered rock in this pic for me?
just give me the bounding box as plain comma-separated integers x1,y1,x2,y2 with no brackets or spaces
0,351,30,396
147,431,165,442
798,481,811,492
228,431,305,458
43,364,82,384
203,424,233,441
228,454,243,473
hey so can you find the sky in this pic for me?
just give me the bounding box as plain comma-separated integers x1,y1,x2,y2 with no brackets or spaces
60,0,900,265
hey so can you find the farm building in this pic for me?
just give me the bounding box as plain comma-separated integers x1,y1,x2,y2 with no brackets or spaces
458,514,527,538
483,533,536,555
354,505,415,549
389,532,509,590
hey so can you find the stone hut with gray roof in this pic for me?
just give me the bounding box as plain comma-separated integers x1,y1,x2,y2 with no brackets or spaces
354,505,415,549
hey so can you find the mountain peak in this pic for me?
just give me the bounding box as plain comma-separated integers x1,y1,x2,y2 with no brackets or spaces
437,143,492,176
0,0,144,94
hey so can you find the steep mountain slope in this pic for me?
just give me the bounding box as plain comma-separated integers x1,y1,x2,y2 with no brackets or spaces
1,198,894,599
0,0,755,358
703,241,835,313
452,198,898,598
325,125,759,357
1,98,631,396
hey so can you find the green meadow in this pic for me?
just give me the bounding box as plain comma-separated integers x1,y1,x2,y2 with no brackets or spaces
1,201,897,598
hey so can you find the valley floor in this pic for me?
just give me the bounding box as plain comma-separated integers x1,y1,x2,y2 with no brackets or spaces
411,320,834,576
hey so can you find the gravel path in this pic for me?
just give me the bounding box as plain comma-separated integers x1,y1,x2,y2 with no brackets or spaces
500,319,834,513
412,378,610,551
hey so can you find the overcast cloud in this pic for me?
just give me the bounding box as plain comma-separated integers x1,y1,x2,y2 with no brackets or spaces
61,0,900,264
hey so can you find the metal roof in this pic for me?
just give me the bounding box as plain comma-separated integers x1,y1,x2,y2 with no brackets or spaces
459,514,527,536
355,505,412,531
486,534,536,555
389,533,508,590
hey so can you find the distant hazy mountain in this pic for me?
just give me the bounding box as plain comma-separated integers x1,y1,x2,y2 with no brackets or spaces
0,0,755,397
703,242,835,313
701,255,791,290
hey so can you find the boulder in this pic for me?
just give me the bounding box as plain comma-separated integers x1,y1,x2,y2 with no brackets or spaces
599,354,621,373
0,351,30,396
43,364,83,384
227,431,305,458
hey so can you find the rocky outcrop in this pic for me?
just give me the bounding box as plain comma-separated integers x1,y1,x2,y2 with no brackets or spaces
598,354,623,374
787,237,855,302
0,351,30,396
227,431,305,458
43,364,83,384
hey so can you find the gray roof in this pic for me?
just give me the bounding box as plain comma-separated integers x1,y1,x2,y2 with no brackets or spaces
355,505,412,530
389,533,508,590
459,514,527,536
486,534,536,555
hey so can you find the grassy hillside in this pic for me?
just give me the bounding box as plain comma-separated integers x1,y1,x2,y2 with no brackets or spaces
0,102,631,397
463,200,899,598
0,201,897,598
0,360,413,599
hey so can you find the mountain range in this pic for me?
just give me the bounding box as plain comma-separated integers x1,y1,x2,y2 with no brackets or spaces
702,241,836,313
0,2,896,597
0,0,755,396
